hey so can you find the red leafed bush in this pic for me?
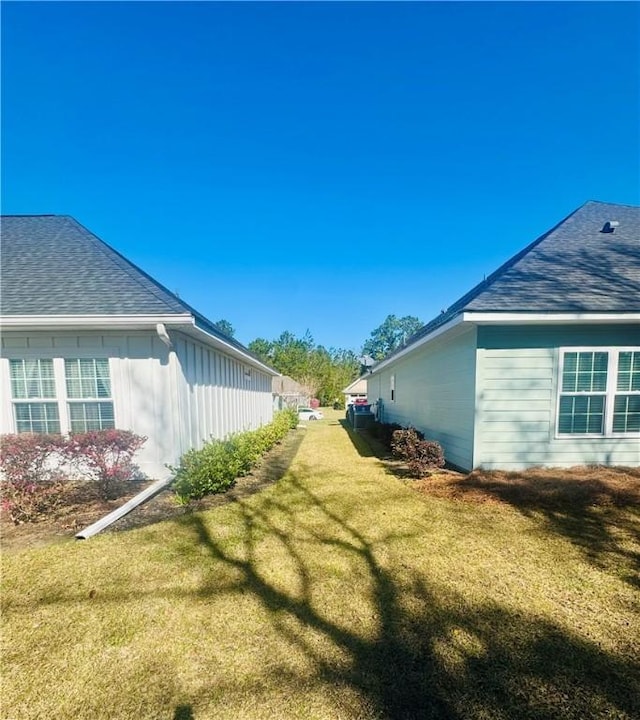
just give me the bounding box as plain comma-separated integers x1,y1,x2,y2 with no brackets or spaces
391,428,445,478
65,430,146,500
0,434,68,523
1,430,147,522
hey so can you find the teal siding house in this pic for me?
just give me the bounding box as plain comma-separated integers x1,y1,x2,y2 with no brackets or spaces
366,201,640,471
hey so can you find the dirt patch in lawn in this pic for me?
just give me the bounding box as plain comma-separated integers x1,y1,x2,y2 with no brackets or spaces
1,428,306,552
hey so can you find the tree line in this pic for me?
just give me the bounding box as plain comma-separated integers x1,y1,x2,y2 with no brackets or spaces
212,314,424,406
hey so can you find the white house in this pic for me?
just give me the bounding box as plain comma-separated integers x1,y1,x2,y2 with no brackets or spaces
343,376,368,407
367,201,640,471
0,215,279,478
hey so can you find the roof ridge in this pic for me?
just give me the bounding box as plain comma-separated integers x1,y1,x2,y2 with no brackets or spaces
583,199,640,209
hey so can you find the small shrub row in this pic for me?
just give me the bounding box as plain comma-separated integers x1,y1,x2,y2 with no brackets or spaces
0,430,147,524
390,427,445,478
172,409,298,504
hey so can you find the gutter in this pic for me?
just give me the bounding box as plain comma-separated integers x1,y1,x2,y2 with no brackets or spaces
0,313,194,330
368,310,640,375
75,476,173,540
0,312,279,376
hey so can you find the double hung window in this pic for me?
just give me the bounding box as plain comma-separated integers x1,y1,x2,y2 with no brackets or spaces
9,359,61,433
557,349,640,436
65,359,114,432
8,357,115,434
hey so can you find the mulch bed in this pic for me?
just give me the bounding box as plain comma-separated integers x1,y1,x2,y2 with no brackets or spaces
1,429,306,552
357,428,640,510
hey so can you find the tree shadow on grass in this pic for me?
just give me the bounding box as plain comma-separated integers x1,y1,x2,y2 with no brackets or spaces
175,472,640,720
338,419,382,459
344,420,640,590
452,469,640,589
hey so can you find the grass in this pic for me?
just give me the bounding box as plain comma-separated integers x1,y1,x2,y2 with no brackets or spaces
2,408,639,719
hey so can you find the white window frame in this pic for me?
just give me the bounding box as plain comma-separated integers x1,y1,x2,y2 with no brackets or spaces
8,358,62,434
4,353,117,435
556,347,640,439
390,374,396,403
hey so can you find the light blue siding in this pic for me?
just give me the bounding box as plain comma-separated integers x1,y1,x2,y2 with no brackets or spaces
475,325,640,469
367,326,477,470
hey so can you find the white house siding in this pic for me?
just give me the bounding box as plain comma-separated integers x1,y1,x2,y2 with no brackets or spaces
172,331,273,457
1,329,274,479
475,325,640,469
367,326,477,470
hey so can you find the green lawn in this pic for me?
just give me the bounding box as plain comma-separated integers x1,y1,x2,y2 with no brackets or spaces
2,409,639,720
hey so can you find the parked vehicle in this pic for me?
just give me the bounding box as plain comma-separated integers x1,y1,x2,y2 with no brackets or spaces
298,407,324,422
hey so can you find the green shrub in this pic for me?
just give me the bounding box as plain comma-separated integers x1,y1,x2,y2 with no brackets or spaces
172,411,297,504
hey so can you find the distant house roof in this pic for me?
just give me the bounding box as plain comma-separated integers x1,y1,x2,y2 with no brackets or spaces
272,375,309,396
377,200,640,366
343,377,367,395
0,214,277,374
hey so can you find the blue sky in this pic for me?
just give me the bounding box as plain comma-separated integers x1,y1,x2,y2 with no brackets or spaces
2,1,638,352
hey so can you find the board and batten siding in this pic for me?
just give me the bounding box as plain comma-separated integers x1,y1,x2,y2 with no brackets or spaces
1,329,274,479
0,330,177,478
475,325,640,469
367,326,477,470
172,331,273,457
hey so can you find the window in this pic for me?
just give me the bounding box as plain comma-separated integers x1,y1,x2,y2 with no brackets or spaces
65,359,115,432
9,359,61,433
7,357,115,434
557,349,640,436
390,374,396,402
613,351,640,433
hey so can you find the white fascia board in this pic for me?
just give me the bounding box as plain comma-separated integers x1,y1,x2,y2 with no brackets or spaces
0,314,194,330
464,312,640,325
366,311,640,376
368,314,466,375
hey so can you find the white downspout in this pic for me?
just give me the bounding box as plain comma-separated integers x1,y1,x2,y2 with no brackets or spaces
75,476,173,540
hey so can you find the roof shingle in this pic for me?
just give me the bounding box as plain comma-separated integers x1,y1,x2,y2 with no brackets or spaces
0,214,267,363
387,200,640,356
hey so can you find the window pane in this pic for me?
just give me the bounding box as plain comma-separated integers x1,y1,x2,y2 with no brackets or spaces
562,352,608,394
14,403,60,434
68,402,115,432
617,352,640,392
9,359,56,399
65,358,111,399
9,360,27,398
558,395,604,434
613,395,640,433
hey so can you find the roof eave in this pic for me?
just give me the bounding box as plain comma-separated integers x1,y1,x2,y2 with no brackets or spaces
0,313,280,376
465,311,640,325
0,313,194,330
367,310,640,375
181,322,280,376
368,314,466,374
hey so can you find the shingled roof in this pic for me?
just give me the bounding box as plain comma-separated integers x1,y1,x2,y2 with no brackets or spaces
383,200,640,360
0,214,272,365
